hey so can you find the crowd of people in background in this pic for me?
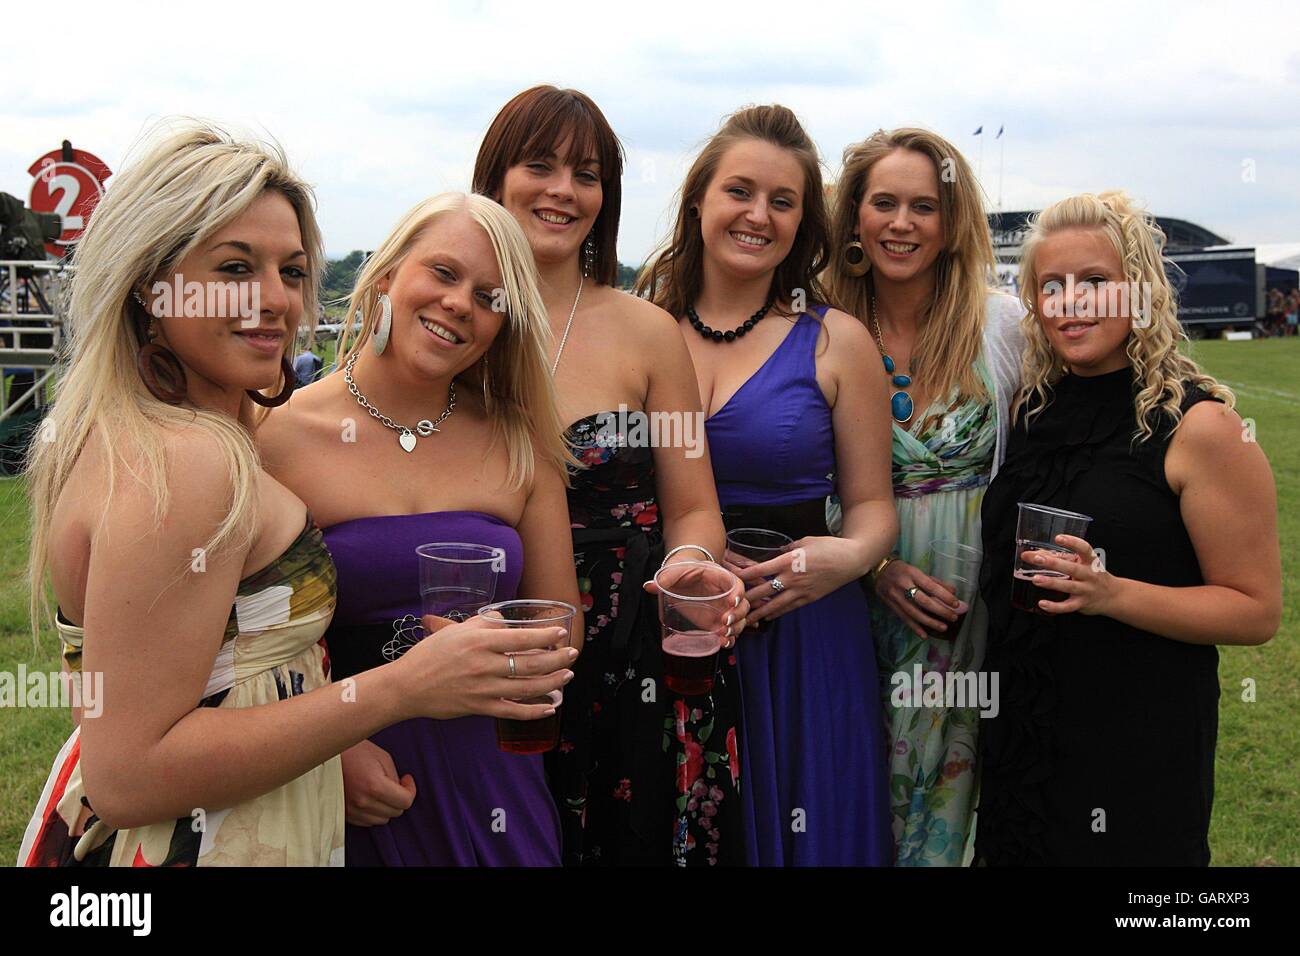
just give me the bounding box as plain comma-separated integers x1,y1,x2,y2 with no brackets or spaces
1265,286,1300,336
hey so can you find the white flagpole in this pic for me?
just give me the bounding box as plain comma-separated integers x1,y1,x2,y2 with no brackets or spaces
998,128,1005,211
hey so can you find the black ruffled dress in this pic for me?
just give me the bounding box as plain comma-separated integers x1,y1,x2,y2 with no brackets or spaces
975,367,1223,866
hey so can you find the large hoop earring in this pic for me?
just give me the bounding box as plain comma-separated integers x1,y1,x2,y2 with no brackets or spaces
372,293,392,356
246,356,296,408
843,237,870,278
137,342,188,405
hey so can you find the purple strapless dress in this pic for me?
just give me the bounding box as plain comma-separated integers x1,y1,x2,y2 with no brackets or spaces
705,306,892,866
322,510,561,866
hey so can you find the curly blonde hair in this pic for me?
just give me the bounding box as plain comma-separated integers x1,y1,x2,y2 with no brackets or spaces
1015,190,1234,442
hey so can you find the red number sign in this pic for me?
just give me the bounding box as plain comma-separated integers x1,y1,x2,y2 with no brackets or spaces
28,145,112,257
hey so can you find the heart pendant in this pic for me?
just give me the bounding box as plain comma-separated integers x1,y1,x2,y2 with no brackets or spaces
398,431,417,453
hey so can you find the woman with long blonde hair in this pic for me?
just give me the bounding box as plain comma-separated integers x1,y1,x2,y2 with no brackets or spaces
20,126,573,867
976,190,1280,865
640,104,898,866
257,191,582,865
826,127,1023,865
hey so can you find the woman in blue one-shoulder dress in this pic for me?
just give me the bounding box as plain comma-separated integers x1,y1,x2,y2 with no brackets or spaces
638,104,899,865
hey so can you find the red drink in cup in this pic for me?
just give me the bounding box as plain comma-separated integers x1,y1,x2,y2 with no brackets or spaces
661,630,722,695
653,561,736,696
724,528,792,632
1010,555,1074,612
1010,504,1093,616
480,599,577,755
495,689,562,754
926,540,982,640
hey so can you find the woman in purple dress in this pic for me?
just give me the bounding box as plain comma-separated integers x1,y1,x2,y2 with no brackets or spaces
638,105,898,865
260,192,581,865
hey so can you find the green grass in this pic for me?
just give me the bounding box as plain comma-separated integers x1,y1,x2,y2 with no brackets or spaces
0,339,1296,866
0,478,72,866
1188,338,1300,866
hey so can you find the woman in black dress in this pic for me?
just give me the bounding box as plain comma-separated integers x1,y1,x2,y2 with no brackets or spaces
976,191,1281,866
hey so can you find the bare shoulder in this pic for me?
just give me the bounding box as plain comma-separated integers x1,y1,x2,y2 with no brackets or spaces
819,306,874,355
604,287,683,342
256,377,342,461
1172,396,1249,453
95,422,240,542
1167,394,1266,492
157,421,239,484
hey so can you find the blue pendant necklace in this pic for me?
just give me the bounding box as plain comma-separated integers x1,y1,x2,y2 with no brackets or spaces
869,295,914,424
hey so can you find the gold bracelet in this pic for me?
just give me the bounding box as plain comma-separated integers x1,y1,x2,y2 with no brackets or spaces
869,554,900,583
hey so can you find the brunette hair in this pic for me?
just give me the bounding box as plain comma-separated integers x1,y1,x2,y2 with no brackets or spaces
473,85,625,287
635,104,830,317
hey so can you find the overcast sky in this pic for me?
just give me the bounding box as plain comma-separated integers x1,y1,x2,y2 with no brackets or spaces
4,0,1298,263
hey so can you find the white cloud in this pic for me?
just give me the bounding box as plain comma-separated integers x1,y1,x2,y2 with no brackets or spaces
2,0,1297,263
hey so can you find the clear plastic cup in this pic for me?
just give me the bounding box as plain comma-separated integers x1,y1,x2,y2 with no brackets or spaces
480,599,577,754
1011,503,1092,615
416,542,503,622
653,561,735,695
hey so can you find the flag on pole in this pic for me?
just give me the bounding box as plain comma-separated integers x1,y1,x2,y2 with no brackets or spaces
996,125,1004,138
973,126,983,135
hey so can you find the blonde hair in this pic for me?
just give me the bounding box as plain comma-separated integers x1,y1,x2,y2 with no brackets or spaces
828,128,995,402
334,192,570,490
1015,190,1235,442
26,119,323,637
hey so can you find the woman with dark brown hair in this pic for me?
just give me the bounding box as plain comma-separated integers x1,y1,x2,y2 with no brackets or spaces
474,86,749,866
638,104,897,865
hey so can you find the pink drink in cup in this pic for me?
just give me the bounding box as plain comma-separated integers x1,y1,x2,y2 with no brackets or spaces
653,560,736,695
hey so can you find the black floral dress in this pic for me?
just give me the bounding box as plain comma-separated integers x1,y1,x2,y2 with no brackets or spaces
546,412,743,866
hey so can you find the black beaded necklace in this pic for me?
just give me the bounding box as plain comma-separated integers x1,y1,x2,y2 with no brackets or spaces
686,297,776,342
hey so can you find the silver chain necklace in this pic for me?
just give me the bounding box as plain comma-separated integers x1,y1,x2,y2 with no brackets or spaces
550,275,584,375
344,354,456,453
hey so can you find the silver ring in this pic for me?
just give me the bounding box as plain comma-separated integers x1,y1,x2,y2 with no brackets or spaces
507,653,517,678
770,577,786,594
906,586,920,602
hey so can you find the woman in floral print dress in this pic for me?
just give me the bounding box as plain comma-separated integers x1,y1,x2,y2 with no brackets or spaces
564,415,744,865
825,128,1024,865
474,86,748,866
